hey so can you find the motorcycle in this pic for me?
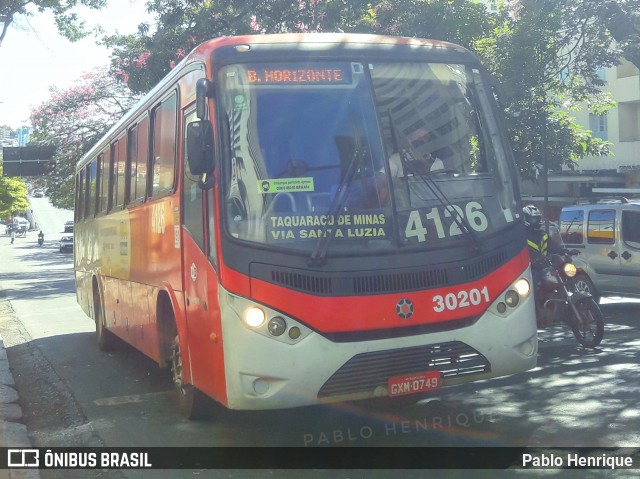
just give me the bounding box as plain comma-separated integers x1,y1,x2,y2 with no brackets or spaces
534,251,604,348
37,235,44,247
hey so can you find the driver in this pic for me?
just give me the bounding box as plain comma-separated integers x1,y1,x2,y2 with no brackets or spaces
388,127,444,177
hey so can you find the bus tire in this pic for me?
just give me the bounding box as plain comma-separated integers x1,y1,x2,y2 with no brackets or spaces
170,335,208,420
94,286,118,351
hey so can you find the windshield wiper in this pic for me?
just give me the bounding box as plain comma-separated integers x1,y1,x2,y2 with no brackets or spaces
308,128,366,267
388,111,481,251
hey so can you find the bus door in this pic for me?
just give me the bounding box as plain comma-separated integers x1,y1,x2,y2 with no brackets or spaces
180,108,223,400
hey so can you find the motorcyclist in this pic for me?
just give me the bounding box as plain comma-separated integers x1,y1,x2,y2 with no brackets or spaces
523,205,566,286
37,230,44,245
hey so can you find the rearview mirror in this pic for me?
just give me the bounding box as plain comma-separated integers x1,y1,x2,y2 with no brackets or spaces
186,120,214,177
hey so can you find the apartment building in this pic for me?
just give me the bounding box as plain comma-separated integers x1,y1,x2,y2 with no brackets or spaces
521,59,640,218
573,60,640,179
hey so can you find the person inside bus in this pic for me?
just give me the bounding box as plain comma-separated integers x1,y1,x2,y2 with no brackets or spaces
388,127,444,177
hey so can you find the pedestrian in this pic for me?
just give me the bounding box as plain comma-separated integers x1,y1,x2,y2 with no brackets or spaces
10,229,16,244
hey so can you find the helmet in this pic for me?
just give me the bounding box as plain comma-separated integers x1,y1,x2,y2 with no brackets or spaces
523,205,542,229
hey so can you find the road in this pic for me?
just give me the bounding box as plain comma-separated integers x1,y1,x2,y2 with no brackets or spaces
0,196,639,478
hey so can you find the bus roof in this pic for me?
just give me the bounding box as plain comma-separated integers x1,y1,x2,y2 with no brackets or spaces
190,33,469,53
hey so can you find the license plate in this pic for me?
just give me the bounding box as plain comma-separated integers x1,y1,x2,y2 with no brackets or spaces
388,371,442,397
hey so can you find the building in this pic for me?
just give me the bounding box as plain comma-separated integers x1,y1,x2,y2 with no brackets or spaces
16,126,31,147
521,59,640,219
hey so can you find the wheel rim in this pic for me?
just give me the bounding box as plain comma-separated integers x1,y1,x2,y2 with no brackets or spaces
574,279,591,296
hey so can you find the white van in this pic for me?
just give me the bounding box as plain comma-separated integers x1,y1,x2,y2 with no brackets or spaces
559,198,640,300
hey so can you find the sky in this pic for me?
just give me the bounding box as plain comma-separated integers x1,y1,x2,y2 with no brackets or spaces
0,0,148,127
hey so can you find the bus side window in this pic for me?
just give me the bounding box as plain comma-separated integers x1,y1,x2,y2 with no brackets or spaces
127,125,137,205
76,170,85,221
98,148,109,214
129,116,149,203
84,164,92,219
87,160,97,218
116,136,127,209
150,92,177,198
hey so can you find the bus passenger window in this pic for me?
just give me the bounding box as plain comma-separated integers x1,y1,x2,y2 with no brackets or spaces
127,125,138,205
77,170,85,220
98,151,109,214
151,93,177,198
87,161,97,217
135,117,149,201
116,136,127,209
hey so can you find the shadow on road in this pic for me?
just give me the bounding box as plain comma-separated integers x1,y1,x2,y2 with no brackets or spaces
1,257,639,454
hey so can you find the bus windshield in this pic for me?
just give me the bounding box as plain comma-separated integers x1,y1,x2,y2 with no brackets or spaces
219,60,518,257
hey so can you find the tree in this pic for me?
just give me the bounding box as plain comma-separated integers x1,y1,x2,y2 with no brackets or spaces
29,67,140,208
104,0,494,94
0,0,107,48
0,159,28,219
104,0,623,178
103,0,375,93
473,0,620,179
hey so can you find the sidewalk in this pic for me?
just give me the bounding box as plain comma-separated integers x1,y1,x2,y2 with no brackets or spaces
0,334,28,447
0,300,39,478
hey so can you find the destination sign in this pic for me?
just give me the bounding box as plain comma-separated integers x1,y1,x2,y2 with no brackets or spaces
246,64,351,85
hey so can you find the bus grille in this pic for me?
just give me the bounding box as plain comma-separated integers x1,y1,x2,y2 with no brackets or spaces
352,269,448,294
271,270,333,294
463,251,508,281
317,341,490,398
255,242,520,296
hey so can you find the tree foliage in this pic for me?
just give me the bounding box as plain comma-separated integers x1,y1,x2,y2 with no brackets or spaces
21,0,634,200
29,68,141,208
474,0,623,178
0,0,107,48
0,159,28,218
104,0,494,93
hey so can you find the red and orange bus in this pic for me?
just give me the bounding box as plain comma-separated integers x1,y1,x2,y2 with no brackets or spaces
74,33,537,419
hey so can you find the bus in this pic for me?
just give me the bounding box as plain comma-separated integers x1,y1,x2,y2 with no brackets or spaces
74,33,537,419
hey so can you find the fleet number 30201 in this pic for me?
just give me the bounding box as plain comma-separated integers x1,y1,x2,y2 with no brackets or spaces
433,286,490,312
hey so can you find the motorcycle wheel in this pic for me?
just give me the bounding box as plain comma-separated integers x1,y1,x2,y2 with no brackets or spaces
572,274,600,303
570,298,604,348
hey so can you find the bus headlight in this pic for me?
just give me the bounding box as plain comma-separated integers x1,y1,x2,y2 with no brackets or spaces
244,307,266,328
563,263,577,278
268,317,287,336
505,290,520,308
514,278,531,297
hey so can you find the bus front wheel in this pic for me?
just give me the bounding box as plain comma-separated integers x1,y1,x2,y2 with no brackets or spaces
170,335,208,420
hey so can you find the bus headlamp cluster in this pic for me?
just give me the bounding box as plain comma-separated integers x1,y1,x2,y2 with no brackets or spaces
494,277,531,316
242,306,306,342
